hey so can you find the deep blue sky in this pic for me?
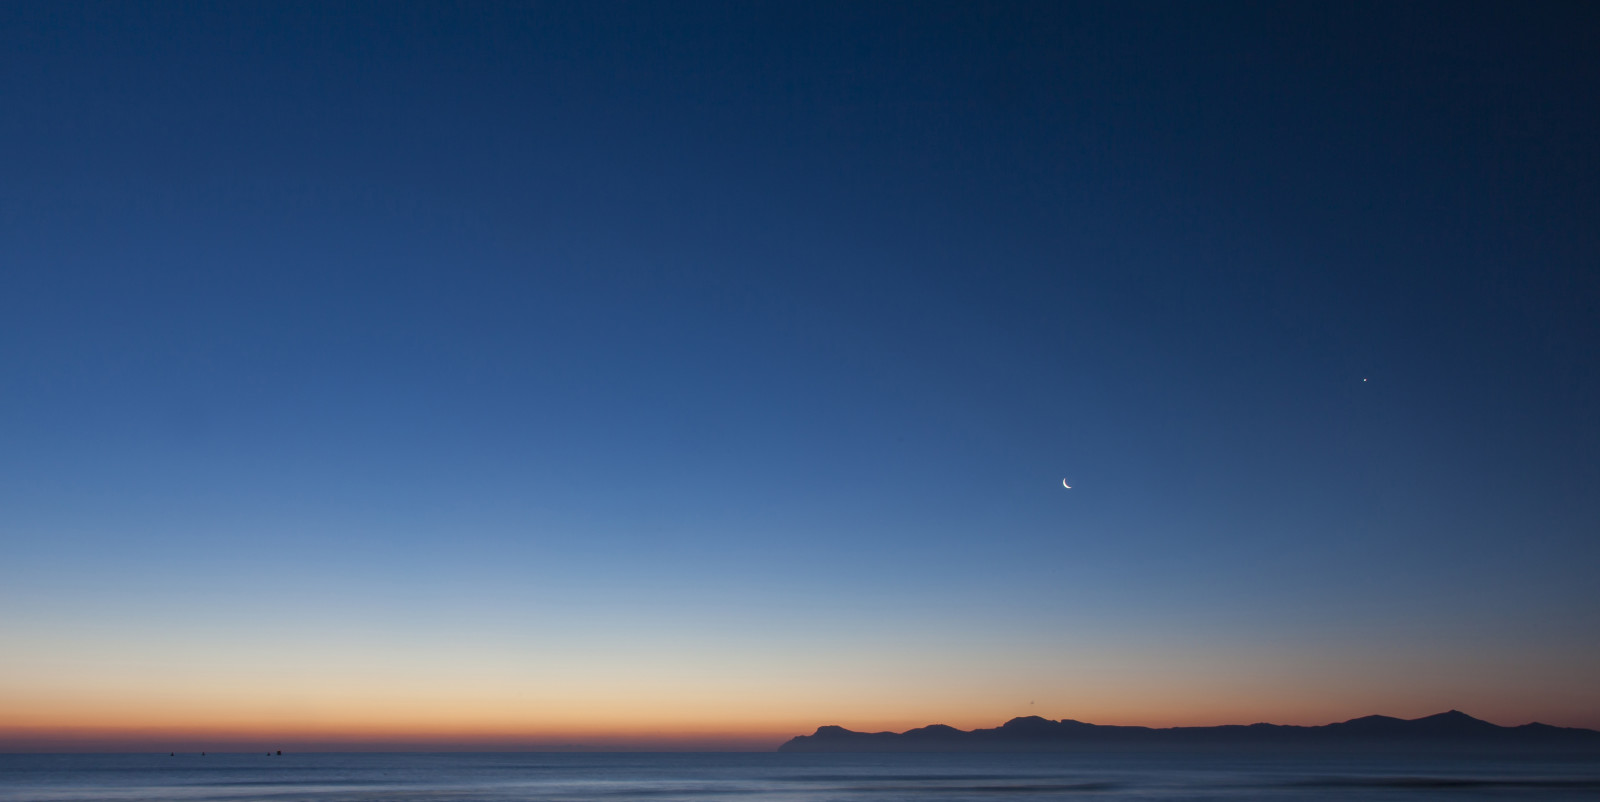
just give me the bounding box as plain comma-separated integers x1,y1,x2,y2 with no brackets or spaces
2,2,1598,741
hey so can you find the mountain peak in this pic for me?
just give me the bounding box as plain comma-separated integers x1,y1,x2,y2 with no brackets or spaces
1410,710,1499,731
1000,716,1055,727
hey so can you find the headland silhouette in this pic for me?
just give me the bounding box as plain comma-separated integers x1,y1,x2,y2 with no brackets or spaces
778,711,1600,752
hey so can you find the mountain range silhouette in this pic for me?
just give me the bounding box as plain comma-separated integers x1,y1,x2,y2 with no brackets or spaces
778,711,1600,752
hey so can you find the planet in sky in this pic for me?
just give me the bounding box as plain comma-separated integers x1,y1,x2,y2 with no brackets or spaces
1062,479,1072,489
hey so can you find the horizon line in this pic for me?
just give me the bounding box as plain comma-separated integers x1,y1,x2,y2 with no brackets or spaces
6,709,1597,753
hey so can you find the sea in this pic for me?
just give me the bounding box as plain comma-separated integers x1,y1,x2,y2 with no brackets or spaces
2,750,1598,801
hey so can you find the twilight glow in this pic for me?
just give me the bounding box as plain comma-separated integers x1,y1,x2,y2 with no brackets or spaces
2,2,1598,751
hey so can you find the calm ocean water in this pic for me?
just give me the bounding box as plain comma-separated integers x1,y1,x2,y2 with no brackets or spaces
3,750,1598,801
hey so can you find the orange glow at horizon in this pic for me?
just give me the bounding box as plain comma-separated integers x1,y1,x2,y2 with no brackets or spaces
6,668,1597,751
7,604,1599,750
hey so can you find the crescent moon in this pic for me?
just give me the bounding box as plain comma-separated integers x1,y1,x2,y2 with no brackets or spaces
1062,479,1071,489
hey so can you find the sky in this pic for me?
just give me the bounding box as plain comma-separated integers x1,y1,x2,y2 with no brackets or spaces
2,1,1598,751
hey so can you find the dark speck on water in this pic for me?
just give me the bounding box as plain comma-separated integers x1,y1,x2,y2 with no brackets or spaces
1,750,1597,802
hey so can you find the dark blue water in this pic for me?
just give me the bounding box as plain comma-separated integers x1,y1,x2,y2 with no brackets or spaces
3,751,1598,801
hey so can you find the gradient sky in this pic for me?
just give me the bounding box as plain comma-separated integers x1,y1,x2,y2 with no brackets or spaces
2,1,1598,750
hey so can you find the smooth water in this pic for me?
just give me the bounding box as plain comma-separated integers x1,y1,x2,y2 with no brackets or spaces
2,750,1598,801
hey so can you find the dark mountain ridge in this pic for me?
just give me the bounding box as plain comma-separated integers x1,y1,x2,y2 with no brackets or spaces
779,711,1600,752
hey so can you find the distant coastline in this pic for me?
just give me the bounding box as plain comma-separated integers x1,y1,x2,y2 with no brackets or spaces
778,711,1600,752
